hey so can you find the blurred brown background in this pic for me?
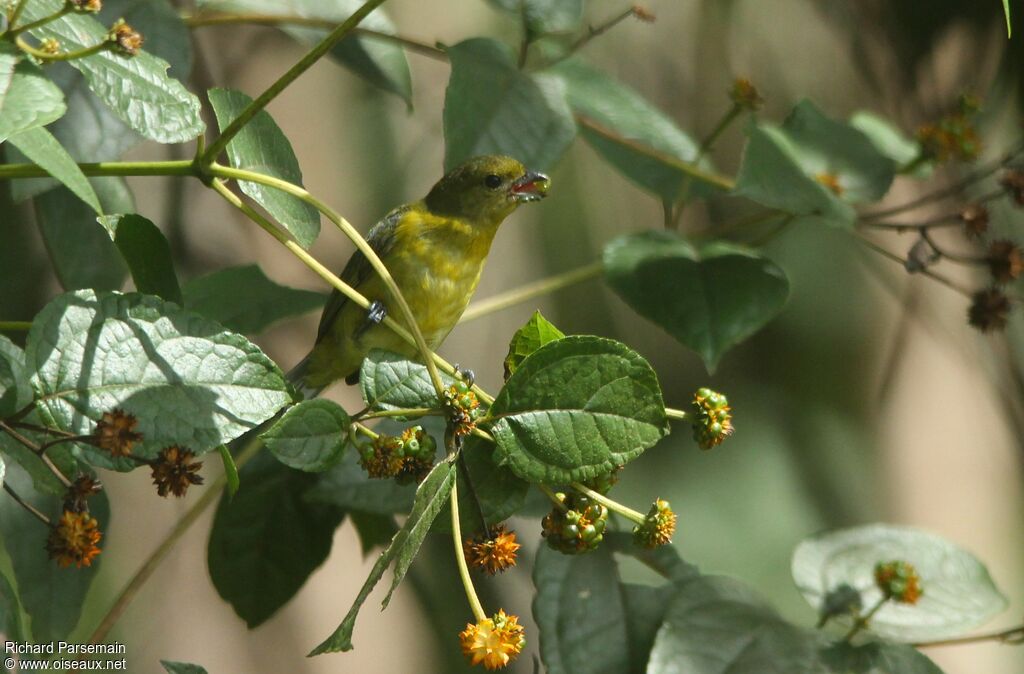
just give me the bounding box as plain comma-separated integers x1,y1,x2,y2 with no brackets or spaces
5,1,1024,672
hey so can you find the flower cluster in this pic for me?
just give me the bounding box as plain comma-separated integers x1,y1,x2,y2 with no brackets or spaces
151,445,204,497
443,379,486,437
358,426,437,483
464,525,521,575
46,510,102,568
691,387,733,449
541,492,608,554
874,560,923,605
459,610,526,671
108,19,143,56
93,408,142,457
632,498,677,549
730,77,764,111
917,96,981,163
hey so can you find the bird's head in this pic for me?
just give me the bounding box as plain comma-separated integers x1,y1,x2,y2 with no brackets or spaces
424,155,550,224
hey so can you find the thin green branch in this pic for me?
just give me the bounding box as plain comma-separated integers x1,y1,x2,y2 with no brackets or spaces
6,0,32,31
0,321,32,331
355,407,440,421
665,406,689,422
0,421,72,488
15,33,107,61
538,483,568,511
571,481,645,524
853,233,974,298
200,0,390,165
576,115,736,191
450,478,486,621
0,160,195,179
8,5,71,37
843,596,888,642
209,163,446,397
88,437,264,644
183,12,447,60
460,261,604,323
2,483,51,525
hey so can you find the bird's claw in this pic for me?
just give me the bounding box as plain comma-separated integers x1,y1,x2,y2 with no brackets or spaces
354,300,387,340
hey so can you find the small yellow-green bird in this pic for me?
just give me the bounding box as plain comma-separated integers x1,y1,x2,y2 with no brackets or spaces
291,155,550,396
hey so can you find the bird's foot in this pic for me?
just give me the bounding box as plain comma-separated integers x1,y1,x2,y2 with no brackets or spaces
354,300,387,340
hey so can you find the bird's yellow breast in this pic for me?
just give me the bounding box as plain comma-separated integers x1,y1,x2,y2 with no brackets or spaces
388,210,497,346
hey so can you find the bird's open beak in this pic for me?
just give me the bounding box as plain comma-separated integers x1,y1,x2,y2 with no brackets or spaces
510,170,550,202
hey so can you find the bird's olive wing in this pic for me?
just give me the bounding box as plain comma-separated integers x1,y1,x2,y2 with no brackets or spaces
314,205,408,344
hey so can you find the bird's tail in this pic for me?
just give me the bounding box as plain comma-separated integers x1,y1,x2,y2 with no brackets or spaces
285,351,326,402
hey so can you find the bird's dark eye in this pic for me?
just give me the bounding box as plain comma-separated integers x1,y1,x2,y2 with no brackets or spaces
484,174,502,189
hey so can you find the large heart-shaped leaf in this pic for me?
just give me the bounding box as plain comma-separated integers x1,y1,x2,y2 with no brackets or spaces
444,37,575,171
604,231,789,371
792,524,1008,642
489,336,669,483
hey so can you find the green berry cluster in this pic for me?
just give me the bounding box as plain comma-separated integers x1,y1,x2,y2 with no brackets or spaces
632,498,676,549
359,425,437,483
443,379,486,437
541,492,608,554
691,387,733,450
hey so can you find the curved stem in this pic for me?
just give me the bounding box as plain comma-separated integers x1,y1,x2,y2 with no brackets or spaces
88,437,264,644
853,232,974,298
3,483,51,525
209,163,445,397
914,624,1024,648
460,261,603,323
537,483,567,511
200,0,390,165
15,34,108,61
9,5,71,36
355,407,439,421
843,596,888,642
570,481,645,524
450,480,486,621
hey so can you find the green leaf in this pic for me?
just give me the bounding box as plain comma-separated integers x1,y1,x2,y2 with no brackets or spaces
0,336,32,418
182,264,325,335
620,584,673,674
7,126,101,213
504,310,565,380
604,531,699,584
487,0,584,38
489,335,669,483
792,523,1008,642
349,511,398,554
107,214,183,304
0,570,26,649
444,38,575,171
99,0,193,80
533,544,631,674
22,0,204,143
849,111,930,177
208,451,345,628
0,463,109,642
34,179,132,291
647,575,824,674
199,0,412,104
0,413,79,496
359,350,454,412
310,460,456,655
208,87,321,248
432,433,530,534
604,230,790,371
160,661,210,674
26,290,291,471
305,450,415,514
551,58,721,201
217,444,240,498
263,399,349,472
0,50,66,143
819,642,944,674
735,100,896,226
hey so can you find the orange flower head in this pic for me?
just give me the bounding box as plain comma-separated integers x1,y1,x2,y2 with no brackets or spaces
459,610,525,670
46,510,102,568
94,408,142,457
875,560,923,605
151,445,204,497
464,525,521,575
